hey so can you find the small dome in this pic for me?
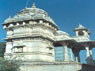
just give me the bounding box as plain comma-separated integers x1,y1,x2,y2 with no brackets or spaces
74,24,89,32
77,24,87,29
55,30,70,41
4,16,12,23
56,30,69,36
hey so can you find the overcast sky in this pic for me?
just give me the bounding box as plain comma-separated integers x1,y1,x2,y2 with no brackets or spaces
0,0,95,63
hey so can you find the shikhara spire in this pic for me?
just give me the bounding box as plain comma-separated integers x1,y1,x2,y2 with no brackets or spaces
32,0,36,8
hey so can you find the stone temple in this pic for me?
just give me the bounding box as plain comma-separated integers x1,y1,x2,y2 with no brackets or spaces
2,2,95,71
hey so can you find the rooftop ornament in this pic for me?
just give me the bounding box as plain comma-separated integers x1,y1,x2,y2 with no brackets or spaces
32,0,36,8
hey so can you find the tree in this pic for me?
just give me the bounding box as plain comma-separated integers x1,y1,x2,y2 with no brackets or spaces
0,42,22,71
0,57,21,71
0,42,6,57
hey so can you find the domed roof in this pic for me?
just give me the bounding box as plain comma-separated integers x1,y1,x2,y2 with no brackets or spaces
4,4,56,26
4,16,13,23
56,30,69,36
18,7,48,16
55,30,70,41
74,24,89,31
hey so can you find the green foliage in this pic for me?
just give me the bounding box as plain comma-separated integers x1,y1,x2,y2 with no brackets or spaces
0,42,6,57
0,58,21,71
0,42,21,71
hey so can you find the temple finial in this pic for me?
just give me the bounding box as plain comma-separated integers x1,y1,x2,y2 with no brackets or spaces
25,0,29,8
9,16,11,18
32,0,36,8
78,22,83,27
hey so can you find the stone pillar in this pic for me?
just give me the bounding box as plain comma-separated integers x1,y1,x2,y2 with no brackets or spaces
76,31,79,36
70,48,73,61
64,45,68,61
85,46,91,64
89,49,94,65
89,49,93,59
77,50,80,62
89,49,92,55
85,47,90,57
76,57,78,62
